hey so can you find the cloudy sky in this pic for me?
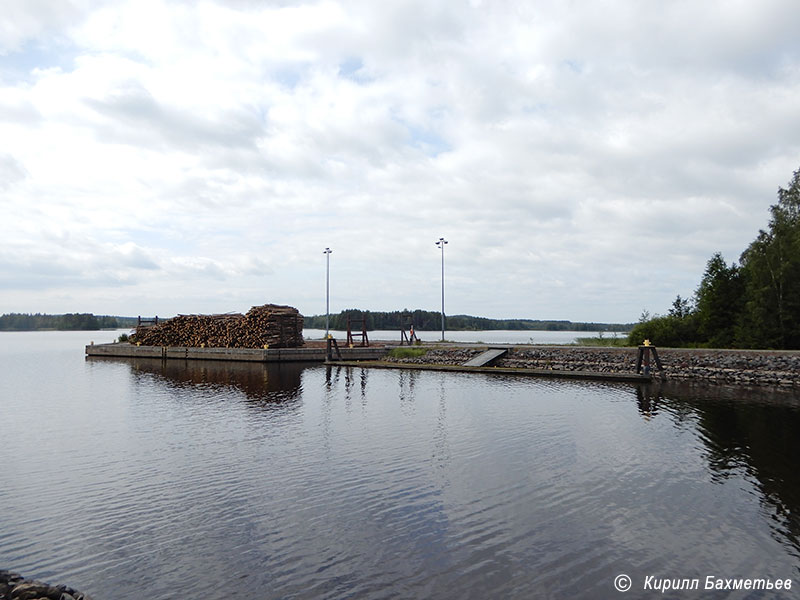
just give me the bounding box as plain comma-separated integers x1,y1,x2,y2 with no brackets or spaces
1,0,799,323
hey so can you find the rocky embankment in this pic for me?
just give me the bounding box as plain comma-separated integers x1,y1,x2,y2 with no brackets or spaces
0,570,91,600
386,346,800,386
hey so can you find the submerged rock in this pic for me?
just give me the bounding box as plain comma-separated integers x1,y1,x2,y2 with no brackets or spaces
0,571,91,600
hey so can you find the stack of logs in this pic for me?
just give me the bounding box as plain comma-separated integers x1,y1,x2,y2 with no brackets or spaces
130,304,304,348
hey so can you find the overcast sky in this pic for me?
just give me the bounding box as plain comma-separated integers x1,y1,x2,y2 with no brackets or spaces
1,0,799,323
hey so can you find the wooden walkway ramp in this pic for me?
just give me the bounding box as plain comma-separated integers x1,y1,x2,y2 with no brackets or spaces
462,347,509,367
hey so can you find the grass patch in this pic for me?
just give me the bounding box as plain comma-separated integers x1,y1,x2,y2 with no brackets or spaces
573,335,630,347
387,347,430,359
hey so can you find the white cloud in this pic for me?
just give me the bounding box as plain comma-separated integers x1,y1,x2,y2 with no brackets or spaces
0,153,27,189
1,0,799,321
0,0,91,55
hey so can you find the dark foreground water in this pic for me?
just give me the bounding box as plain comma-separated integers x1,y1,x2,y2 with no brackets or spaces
1,332,799,599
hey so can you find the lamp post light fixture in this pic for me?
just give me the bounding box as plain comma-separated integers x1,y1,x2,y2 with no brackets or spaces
324,247,332,339
435,237,448,341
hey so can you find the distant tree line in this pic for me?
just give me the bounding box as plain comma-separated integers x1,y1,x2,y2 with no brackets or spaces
304,308,633,332
0,313,137,331
630,166,800,349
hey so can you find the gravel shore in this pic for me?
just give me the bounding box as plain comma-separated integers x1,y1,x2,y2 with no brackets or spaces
385,346,800,386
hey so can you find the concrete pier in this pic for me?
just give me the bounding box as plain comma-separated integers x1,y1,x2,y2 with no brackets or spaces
326,359,652,383
86,342,387,363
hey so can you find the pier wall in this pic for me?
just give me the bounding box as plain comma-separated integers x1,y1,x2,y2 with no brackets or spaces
86,342,386,362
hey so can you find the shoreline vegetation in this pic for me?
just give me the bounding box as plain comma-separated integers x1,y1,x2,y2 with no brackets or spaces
630,166,800,351
2,309,633,334
0,313,137,331
303,309,633,332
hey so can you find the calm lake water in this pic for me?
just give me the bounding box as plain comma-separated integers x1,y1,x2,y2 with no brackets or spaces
1,331,799,599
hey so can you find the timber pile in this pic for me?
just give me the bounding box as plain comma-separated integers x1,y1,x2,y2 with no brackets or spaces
130,304,304,348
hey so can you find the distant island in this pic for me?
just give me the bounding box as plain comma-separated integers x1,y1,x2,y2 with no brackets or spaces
0,313,138,331
304,309,633,332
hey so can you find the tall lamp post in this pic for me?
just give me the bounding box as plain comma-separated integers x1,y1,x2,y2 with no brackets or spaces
324,247,332,339
435,237,448,341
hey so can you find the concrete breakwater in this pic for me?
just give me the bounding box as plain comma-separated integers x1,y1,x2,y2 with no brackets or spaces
86,341,799,386
386,346,800,386
0,570,92,600
85,341,386,362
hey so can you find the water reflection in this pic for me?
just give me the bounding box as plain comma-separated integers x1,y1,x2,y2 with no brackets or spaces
323,366,371,409
88,356,304,404
432,378,451,481
639,380,800,561
634,385,662,419
398,369,417,414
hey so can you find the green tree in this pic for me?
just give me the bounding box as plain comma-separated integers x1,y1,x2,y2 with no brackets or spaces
627,312,699,347
304,309,633,332
668,295,692,319
59,313,101,330
0,312,125,331
694,253,744,348
739,168,800,349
